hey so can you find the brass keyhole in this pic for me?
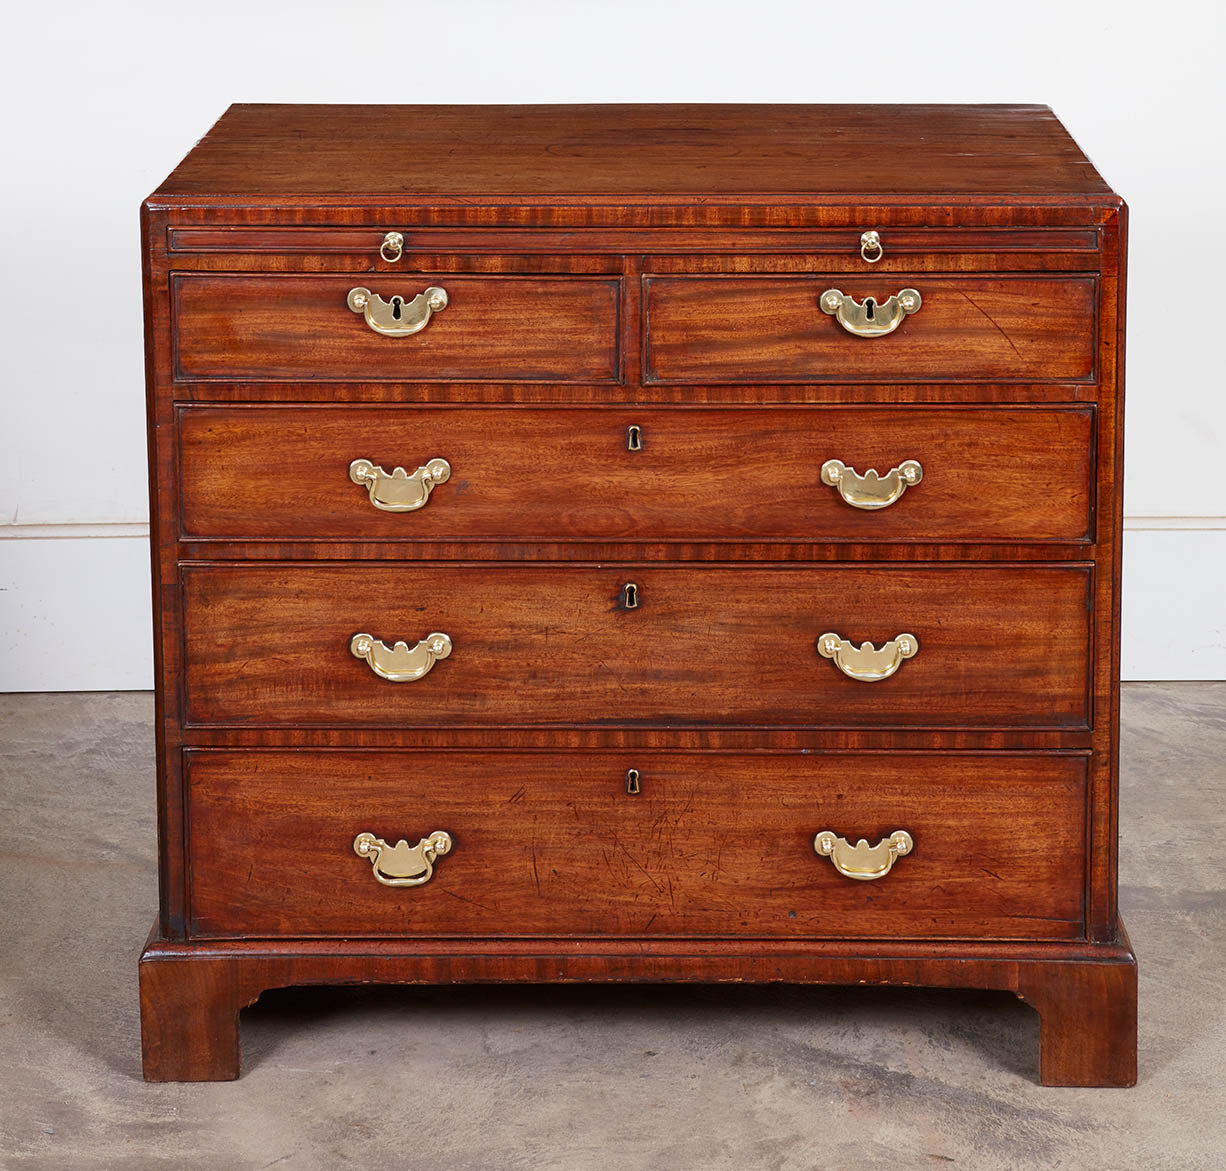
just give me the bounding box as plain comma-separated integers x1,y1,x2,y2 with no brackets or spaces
625,768,641,795
390,296,404,320
627,425,643,452
864,298,876,321
621,582,639,610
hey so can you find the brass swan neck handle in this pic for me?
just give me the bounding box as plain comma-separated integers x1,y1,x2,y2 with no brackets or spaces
354,831,452,886
817,632,918,682
814,830,913,881
349,458,451,512
350,632,452,682
820,287,921,337
821,459,922,510
347,285,448,337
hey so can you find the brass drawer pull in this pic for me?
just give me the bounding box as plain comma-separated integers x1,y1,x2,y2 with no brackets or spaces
347,285,448,337
821,458,922,510
379,231,404,262
817,632,918,681
354,831,451,886
814,830,913,881
350,632,452,682
349,458,450,512
820,287,920,337
859,230,883,263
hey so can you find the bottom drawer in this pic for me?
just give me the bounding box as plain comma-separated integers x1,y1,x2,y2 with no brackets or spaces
185,751,1087,941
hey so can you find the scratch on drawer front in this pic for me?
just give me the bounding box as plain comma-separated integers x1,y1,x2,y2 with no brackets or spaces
960,291,1023,358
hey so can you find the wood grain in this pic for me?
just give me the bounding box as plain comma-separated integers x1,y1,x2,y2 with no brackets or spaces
172,275,621,382
140,104,1132,1085
167,225,1099,261
151,105,1113,199
177,405,1095,545
180,563,1092,729
139,927,1136,1085
1018,942,1138,1086
150,202,1119,230
172,380,1102,407
184,750,1087,940
645,277,1096,383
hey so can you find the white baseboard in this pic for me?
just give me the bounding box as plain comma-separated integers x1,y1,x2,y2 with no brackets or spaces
0,529,154,692
1120,527,1226,680
0,522,1222,690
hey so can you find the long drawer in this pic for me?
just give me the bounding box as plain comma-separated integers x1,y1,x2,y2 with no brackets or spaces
645,276,1097,383
178,405,1095,544
172,274,621,382
184,750,1087,940
181,564,1092,728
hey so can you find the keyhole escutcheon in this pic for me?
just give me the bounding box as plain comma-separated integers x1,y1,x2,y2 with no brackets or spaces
626,425,643,452
625,769,641,795
621,582,639,610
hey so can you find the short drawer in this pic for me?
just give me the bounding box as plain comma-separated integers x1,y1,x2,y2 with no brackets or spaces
171,275,621,382
181,564,1092,729
178,405,1095,544
184,750,1087,940
645,276,1096,383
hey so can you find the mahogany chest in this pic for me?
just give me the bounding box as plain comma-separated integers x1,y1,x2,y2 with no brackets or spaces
138,103,1135,1085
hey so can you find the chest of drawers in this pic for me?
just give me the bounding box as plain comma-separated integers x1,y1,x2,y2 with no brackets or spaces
138,103,1135,1085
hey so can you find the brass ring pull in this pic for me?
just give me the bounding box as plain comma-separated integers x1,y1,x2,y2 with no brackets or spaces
349,458,451,512
347,286,448,337
814,830,913,881
820,287,920,337
821,459,922,510
350,632,452,682
859,230,883,263
379,231,405,262
817,632,918,682
354,831,451,886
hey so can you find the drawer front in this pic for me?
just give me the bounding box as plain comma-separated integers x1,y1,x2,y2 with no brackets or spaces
182,564,1092,728
645,276,1096,383
179,405,1094,544
166,226,1100,266
185,750,1087,940
172,275,621,382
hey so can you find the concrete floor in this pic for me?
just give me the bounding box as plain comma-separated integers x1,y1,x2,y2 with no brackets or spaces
0,686,1223,1170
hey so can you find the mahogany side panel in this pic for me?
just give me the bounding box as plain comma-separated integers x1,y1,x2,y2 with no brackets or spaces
143,204,190,938
1086,205,1127,940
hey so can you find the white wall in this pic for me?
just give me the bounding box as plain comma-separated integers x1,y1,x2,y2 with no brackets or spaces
2,0,1224,689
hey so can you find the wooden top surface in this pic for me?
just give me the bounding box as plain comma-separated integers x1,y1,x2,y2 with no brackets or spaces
152,104,1114,202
